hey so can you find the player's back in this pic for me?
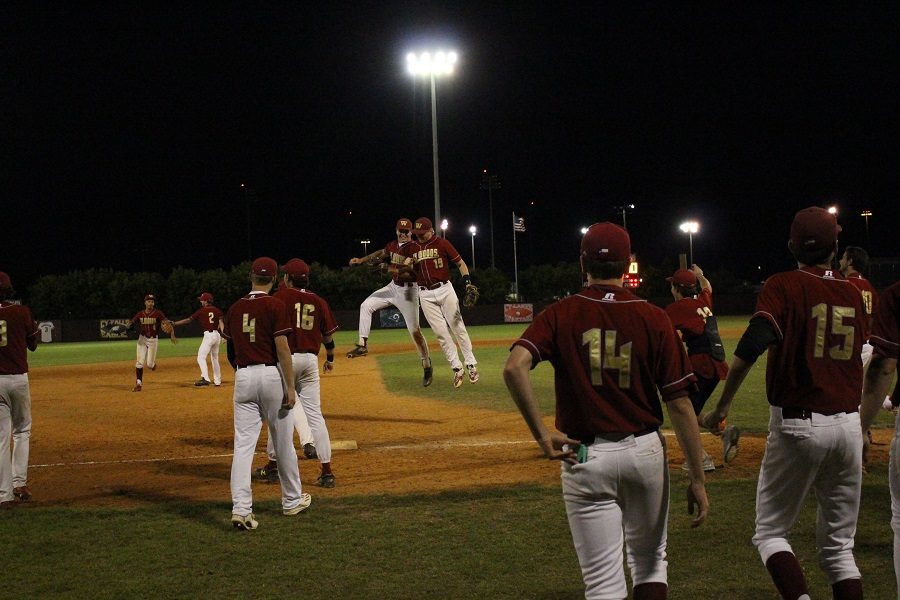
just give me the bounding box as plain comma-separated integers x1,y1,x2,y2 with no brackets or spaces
225,293,288,366
274,287,338,354
0,302,37,374
756,267,865,412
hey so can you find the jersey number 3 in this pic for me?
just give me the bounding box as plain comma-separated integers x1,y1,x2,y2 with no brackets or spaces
583,328,632,388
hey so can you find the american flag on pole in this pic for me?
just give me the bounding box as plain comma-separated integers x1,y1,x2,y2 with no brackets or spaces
513,216,526,233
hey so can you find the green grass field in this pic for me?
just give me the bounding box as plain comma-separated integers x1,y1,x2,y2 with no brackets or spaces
4,318,897,599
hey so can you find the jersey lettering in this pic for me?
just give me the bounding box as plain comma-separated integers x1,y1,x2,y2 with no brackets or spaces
207,311,216,325
582,328,632,388
242,313,256,343
811,303,855,360
0,320,6,347
295,303,315,331
861,290,873,315
696,306,713,321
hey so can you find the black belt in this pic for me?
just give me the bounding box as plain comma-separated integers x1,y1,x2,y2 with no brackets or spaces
395,281,416,287
781,407,858,419
578,427,658,445
420,281,448,291
237,362,277,369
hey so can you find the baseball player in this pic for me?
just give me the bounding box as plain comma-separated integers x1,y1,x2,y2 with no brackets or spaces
860,280,900,597
702,207,865,600
401,217,478,388
839,246,878,366
347,218,434,387
170,292,224,387
0,272,39,508
505,223,708,600
254,259,339,488
665,265,731,471
128,294,172,392
222,257,310,530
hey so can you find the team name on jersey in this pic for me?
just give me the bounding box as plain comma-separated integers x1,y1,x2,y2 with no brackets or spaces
602,293,616,302
389,252,405,265
824,270,835,279
413,248,440,262
140,317,157,325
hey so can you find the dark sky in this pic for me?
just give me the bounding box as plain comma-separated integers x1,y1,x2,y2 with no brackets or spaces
5,3,899,289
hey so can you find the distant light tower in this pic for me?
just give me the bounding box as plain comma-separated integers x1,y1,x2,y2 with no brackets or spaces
861,210,873,248
615,204,636,230
580,226,589,235
407,50,458,235
827,205,838,215
360,239,371,254
480,170,501,268
440,219,448,238
468,225,477,269
679,221,699,265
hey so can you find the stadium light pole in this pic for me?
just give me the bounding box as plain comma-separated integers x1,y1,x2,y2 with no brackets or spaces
407,50,458,233
614,204,635,230
440,219,448,238
360,239,371,254
480,170,501,268
469,225,477,269
679,221,699,265
861,210,872,248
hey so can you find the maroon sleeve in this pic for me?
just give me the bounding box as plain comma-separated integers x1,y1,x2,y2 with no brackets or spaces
511,306,556,367
752,275,787,340
653,310,695,401
319,297,339,336
440,238,462,262
871,282,900,360
272,296,291,337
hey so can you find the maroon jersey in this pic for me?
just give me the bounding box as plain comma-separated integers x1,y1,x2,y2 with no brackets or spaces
131,309,168,338
402,236,461,287
870,281,900,401
512,284,695,441
273,287,339,355
383,240,413,284
190,305,223,332
665,289,729,381
754,266,865,413
0,302,39,375
846,273,878,338
222,292,291,367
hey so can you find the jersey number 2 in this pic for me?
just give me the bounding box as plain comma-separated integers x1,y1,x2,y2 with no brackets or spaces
582,328,632,388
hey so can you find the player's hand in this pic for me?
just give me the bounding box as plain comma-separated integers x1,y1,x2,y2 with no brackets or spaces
686,482,709,528
690,264,704,278
537,431,583,465
699,410,726,433
349,257,361,266
862,431,871,470
282,390,295,410
323,360,334,374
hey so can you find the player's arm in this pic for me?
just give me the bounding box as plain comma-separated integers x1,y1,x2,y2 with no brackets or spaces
453,257,470,278
275,334,295,409
666,393,709,527
172,317,192,326
691,264,712,294
322,334,335,373
349,249,386,266
503,346,580,463
860,353,897,432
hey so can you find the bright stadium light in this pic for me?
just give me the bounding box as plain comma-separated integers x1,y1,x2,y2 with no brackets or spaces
827,205,838,215
469,225,477,269
580,227,589,235
679,221,699,265
440,219,448,237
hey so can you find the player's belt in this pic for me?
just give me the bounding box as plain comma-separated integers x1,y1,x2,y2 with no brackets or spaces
393,281,417,287
781,407,858,419
581,427,658,444
420,281,448,291
236,362,277,369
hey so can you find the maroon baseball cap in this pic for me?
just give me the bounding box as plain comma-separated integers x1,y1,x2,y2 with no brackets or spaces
412,217,433,233
581,223,631,262
790,207,841,252
666,269,697,287
197,292,214,303
0,272,11,290
282,258,310,278
144,293,156,301
251,256,278,276
396,218,413,231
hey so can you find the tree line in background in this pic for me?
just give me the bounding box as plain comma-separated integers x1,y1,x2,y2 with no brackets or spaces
24,261,758,320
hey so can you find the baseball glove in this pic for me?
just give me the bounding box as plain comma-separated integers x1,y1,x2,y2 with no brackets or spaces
161,320,177,344
463,284,480,308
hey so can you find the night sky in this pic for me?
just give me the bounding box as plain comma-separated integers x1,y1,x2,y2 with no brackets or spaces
6,3,899,290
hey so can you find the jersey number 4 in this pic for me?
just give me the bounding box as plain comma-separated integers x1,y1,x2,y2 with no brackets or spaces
810,303,855,360
582,328,632,388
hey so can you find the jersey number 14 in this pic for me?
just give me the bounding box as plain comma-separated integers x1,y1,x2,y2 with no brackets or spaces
582,328,632,388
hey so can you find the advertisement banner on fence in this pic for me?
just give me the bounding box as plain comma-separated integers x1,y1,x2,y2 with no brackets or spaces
504,303,534,323
100,319,131,339
37,321,62,343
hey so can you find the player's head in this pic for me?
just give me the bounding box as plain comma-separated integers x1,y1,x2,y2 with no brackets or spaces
197,292,214,305
412,217,434,242
788,207,841,266
839,246,869,276
250,256,278,287
144,293,156,309
667,268,698,298
396,218,413,243
580,222,631,280
281,258,310,288
0,272,14,300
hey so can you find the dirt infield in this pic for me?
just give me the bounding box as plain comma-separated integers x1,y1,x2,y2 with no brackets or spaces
24,343,892,508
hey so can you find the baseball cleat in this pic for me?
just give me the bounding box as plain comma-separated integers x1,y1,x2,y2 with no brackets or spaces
231,513,259,530
194,378,211,387
466,364,479,384
149,364,156,371
303,443,318,460
681,453,716,472
722,426,740,464
13,486,31,502
452,368,464,388
253,462,279,483
317,473,336,488
283,493,312,516
423,365,433,387
132,383,142,392
346,345,368,358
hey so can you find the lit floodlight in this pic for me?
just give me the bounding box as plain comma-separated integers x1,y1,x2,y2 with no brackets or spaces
679,221,699,234
469,225,477,235
407,50,458,76
440,219,448,231
580,227,589,234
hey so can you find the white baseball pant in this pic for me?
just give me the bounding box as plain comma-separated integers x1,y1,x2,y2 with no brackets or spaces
230,365,303,516
890,412,900,598
135,335,159,369
357,281,427,358
753,406,862,584
197,330,222,385
561,432,669,599
266,354,326,460
418,282,476,371
0,373,31,503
